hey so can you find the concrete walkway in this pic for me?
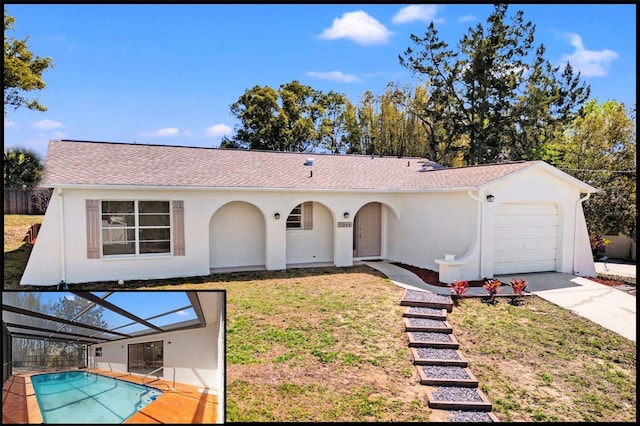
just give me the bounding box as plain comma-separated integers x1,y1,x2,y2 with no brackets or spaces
363,260,636,342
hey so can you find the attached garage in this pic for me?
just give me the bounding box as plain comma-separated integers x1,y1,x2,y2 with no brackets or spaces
494,203,558,275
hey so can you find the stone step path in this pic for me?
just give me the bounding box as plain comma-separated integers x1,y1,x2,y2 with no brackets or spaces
400,289,500,422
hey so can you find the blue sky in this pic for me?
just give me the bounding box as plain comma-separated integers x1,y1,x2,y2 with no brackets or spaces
3,3,636,161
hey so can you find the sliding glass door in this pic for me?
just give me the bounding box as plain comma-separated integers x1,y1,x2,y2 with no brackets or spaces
128,340,163,376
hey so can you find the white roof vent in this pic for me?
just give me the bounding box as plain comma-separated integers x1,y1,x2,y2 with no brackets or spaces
420,163,434,172
304,158,314,166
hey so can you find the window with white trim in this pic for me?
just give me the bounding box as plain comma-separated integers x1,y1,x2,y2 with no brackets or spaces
101,200,171,256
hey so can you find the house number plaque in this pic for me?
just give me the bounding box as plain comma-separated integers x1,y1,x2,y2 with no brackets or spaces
337,222,352,228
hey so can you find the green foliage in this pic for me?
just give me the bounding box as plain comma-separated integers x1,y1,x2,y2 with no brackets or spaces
399,4,590,165
546,100,636,240
4,9,54,113
3,146,44,188
229,80,349,152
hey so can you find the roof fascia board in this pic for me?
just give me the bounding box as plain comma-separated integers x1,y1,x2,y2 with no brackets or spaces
187,292,207,327
478,161,597,193
43,184,478,194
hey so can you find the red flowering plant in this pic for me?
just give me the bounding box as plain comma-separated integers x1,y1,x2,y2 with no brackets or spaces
450,279,470,299
509,278,529,305
483,278,502,304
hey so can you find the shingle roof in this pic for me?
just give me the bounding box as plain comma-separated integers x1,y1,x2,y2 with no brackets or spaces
41,140,539,191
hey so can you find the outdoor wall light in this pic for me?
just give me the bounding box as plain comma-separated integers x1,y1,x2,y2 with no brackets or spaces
343,212,350,219
486,194,495,203
274,212,280,220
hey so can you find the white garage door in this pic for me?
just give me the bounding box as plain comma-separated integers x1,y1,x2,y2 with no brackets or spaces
494,203,558,275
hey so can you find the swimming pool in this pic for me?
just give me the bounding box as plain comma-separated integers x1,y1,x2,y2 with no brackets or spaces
31,371,163,424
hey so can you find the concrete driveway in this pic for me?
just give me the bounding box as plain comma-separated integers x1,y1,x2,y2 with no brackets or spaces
363,260,636,343
495,271,636,342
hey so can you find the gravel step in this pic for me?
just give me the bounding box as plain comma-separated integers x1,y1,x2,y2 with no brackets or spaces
447,410,500,422
407,331,460,349
400,289,453,312
404,317,453,333
402,306,448,320
416,365,479,387
426,386,493,412
411,347,468,367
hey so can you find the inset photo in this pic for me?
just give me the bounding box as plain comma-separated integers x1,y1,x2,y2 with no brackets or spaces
2,290,225,424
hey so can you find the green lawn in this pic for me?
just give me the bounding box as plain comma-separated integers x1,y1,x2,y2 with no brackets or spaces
4,214,636,422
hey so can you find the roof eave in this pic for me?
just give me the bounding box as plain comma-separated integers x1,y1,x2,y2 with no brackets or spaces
43,183,479,193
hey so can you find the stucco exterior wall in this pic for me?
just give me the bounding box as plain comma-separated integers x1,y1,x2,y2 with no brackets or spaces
480,167,596,278
20,165,595,286
209,201,265,268
88,293,223,391
285,201,334,264
387,191,477,272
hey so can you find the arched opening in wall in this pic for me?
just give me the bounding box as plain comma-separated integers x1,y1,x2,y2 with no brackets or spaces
285,201,334,267
353,202,382,258
209,201,265,271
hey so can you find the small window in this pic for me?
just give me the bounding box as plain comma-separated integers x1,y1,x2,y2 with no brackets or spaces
95,347,102,357
286,204,303,229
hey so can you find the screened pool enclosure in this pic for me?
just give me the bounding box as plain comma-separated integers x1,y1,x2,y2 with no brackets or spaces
2,291,224,388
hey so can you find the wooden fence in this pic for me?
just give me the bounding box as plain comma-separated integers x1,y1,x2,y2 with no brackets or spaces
3,188,52,215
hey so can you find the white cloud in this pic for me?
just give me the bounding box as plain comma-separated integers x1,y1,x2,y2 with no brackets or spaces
176,310,188,316
458,15,476,23
64,295,75,301
205,123,232,137
32,119,63,130
306,71,361,83
392,5,444,25
151,127,180,137
560,33,618,77
319,11,393,46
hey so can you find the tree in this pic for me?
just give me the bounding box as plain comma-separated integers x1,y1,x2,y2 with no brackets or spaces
4,9,54,113
399,4,590,166
317,90,348,154
51,294,109,367
230,85,282,150
229,80,333,152
545,100,636,241
3,146,44,188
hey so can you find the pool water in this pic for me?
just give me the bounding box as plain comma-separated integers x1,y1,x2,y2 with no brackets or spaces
31,371,163,424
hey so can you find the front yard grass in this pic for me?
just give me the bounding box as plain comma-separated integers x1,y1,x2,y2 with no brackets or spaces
3,214,637,422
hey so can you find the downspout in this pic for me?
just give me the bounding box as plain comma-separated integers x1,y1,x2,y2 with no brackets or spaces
58,187,66,286
467,190,483,278
573,192,591,274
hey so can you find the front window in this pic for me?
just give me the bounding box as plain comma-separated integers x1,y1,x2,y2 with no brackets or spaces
286,204,303,229
101,200,171,256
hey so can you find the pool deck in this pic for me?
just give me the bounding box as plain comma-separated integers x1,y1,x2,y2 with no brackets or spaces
2,369,218,424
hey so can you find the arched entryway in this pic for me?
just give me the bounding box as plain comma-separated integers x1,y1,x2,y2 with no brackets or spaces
285,201,334,265
353,202,382,257
209,201,265,269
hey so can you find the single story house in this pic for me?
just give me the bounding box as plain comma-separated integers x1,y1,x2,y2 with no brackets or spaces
20,139,597,286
